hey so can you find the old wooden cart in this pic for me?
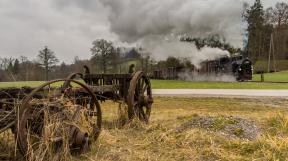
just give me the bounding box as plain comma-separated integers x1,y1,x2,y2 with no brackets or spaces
65,65,153,122
0,65,153,158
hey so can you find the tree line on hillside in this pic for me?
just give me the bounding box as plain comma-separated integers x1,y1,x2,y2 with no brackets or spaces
0,40,163,81
0,39,197,82
0,51,85,82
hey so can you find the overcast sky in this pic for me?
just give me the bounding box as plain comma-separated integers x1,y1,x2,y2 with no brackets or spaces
0,0,279,63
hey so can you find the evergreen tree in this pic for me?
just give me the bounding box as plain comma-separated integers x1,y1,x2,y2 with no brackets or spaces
244,0,265,62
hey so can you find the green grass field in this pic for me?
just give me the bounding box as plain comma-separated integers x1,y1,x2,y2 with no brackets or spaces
253,70,288,82
0,81,64,88
1,71,288,89
0,79,288,89
151,80,288,89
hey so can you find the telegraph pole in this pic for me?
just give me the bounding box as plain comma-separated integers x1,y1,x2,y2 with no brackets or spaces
268,33,276,73
271,34,276,72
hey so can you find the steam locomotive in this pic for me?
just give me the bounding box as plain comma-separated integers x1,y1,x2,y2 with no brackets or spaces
153,55,253,81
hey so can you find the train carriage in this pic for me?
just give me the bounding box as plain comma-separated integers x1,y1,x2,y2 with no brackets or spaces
153,55,253,81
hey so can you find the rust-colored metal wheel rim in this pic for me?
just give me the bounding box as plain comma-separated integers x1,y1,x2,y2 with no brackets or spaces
62,73,84,89
127,71,153,123
17,79,102,156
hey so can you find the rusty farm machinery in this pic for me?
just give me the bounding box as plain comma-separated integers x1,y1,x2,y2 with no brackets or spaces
0,65,153,158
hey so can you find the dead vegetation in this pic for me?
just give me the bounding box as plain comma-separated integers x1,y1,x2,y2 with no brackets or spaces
1,96,288,161
77,97,288,161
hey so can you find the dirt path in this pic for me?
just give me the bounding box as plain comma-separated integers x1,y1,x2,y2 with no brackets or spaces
153,89,288,97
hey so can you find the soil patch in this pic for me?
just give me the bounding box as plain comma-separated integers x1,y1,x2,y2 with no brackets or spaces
177,115,261,140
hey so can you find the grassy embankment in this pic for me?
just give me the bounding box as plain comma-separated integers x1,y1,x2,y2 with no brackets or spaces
1,79,288,89
151,79,288,89
151,70,288,89
253,70,288,82
1,97,287,160
151,71,288,89
1,70,288,89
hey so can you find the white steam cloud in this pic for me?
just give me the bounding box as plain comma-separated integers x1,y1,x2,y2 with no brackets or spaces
55,0,245,66
178,72,236,82
100,0,243,45
98,0,244,66
143,38,230,68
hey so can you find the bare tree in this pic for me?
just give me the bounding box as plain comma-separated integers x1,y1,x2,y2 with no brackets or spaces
266,2,288,28
38,46,59,80
90,39,114,73
265,2,288,60
0,57,16,81
0,57,13,70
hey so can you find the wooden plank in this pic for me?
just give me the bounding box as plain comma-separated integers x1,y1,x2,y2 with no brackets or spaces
84,74,132,79
89,85,118,93
69,85,118,93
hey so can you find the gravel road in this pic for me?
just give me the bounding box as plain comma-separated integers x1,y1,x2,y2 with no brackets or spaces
153,89,288,97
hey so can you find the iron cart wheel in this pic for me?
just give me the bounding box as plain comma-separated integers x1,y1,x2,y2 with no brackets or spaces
127,71,153,123
62,73,85,89
17,79,102,157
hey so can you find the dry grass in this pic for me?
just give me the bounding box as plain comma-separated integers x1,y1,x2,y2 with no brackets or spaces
2,97,288,161
73,97,288,161
0,95,98,161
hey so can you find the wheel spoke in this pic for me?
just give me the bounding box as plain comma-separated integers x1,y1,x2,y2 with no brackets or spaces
142,84,148,95
140,78,145,90
139,106,147,121
146,104,151,117
137,80,141,96
133,103,140,117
